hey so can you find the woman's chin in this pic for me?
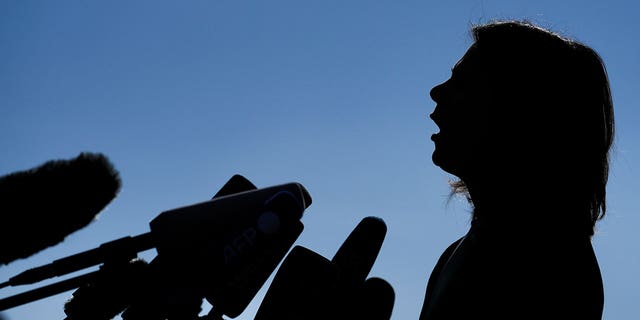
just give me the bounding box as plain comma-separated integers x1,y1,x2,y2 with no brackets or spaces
431,149,448,169
432,149,463,177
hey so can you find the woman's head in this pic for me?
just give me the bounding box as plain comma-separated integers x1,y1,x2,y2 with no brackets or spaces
430,20,614,235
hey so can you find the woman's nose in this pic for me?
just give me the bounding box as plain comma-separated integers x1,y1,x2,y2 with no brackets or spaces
430,81,446,103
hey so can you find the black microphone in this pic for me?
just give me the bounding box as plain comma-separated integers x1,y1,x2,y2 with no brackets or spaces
148,179,311,318
122,174,309,320
0,152,121,266
357,276,395,320
0,175,312,319
210,174,257,199
254,216,395,320
331,216,388,284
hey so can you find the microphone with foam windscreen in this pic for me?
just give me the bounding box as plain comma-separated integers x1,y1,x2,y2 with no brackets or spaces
254,216,395,320
0,152,121,266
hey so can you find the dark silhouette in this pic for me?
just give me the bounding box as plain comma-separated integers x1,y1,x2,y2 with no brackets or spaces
421,20,614,319
0,153,121,266
0,174,312,320
0,152,121,320
255,216,395,320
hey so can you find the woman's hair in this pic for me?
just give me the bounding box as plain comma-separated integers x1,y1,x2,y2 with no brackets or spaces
452,20,615,236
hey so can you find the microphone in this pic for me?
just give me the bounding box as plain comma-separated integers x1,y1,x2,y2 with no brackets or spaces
0,152,121,266
331,216,388,284
148,178,311,318
0,175,312,319
121,174,309,319
254,216,395,320
210,174,257,199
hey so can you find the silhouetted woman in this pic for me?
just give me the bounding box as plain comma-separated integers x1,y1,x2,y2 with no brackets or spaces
421,20,614,319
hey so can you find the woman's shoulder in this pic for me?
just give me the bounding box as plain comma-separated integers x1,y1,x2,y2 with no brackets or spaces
423,237,465,289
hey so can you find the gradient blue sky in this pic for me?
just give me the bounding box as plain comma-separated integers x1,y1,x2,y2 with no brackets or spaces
1,1,638,319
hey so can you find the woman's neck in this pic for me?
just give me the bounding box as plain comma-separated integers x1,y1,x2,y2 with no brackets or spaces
463,179,591,239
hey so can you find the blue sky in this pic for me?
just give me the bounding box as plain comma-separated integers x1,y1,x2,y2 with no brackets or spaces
1,1,638,319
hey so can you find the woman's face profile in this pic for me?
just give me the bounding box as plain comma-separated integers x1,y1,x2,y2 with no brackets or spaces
429,45,492,179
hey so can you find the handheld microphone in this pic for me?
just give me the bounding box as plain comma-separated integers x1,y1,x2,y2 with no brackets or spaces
0,174,312,319
148,178,311,318
0,152,121,266
331,216,388,284
254,216,395,320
